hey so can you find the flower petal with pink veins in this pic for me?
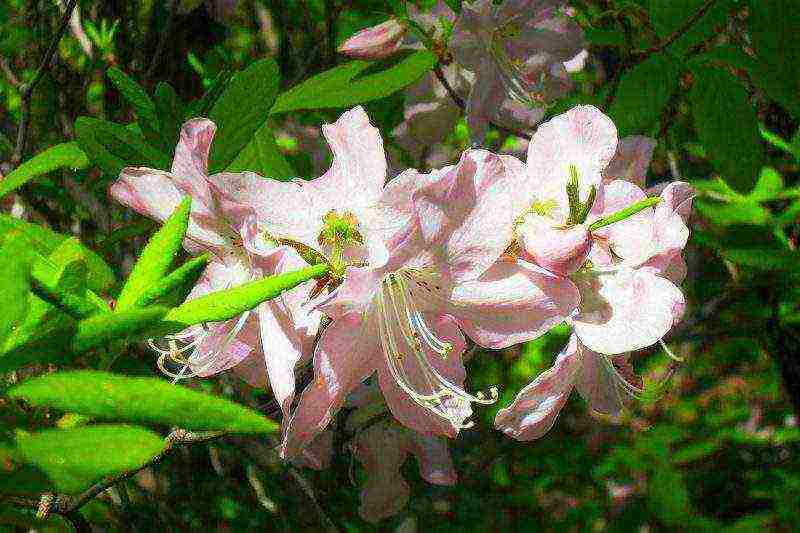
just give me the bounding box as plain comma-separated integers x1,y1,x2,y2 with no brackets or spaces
378,314,468,438
603,136,656,188
449,260,580,349
494,335,581,440
412,149,522,282
574,344,631,417
302,106,387,217
652,181,693,252
572,267,685,355
170,118,216,206
406,433,457,486
590,179,653,265
526,105,618,223
517,213,591,276
354,424,410,523
281,314,379,459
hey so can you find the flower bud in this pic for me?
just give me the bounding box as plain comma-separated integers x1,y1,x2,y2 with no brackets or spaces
518,214,590,276
338,19,406,60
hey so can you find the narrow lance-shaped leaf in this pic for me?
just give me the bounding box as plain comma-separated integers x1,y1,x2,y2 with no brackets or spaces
15,425,165,494
10,371,279,433
106,67,160,146
116,196,192,311
134,253,210,308
161,263,329,328
0,142,89,200
0,238,31,346
71,306,169,353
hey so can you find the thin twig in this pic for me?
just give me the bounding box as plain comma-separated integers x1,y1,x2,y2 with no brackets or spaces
433,65,532,141
632,0,718,58
11,0,79,165
287,467,339,533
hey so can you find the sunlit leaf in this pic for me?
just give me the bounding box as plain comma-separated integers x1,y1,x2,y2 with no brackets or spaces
10,371,279,433
116,197,191,311
0,142,89,200
15,425,164,494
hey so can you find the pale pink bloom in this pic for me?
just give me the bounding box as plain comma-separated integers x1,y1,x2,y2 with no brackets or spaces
494,333,643,440
495,107,692,440
281,147,579,458
451,0,585,141
110,119,320,413
354,421,456,522
338,19,407,60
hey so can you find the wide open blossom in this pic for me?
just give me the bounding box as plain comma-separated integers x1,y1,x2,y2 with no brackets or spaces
109,119,320,411
493,106,693,439
451,0,585,142
281,146,579,459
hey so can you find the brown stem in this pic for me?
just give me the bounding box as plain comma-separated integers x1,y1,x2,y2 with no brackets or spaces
632,0,718,59
11,0,79,166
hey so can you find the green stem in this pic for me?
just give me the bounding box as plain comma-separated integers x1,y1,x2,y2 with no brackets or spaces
589,197,661,232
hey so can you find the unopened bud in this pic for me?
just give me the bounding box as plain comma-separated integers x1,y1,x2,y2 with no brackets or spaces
338,19,406,60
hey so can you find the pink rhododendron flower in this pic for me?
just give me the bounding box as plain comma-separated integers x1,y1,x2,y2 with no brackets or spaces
494,106,693,440
281,146,579,458
109,118,320,411
338,19,407,60
451,0,585,141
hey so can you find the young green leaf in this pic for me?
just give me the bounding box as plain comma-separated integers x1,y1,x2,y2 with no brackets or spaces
207,58,281,172
10,371,279,433
116,196,192,311
134,253,210,308
49,236,116,294
0,142,89,200
162,263,329,327
30,257,104,319
749,167,784,202
271,50,437,114
15,425,165,494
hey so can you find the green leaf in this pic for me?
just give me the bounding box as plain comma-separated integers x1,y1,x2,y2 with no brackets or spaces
722,248,800,272
154,82,186,153
30,256,104,319
75,116,170,177
49,237,116,294
749,167,784,202
16,425,164,494
0,296,75,372
748,0,800,118
116,197,192,311
690,68,763,192
207,58,281,172
0,142,89,200
271,50,437,114
10,371,279,433
106,67,160,147
0,239,31,347
162,263,329,328
608,55,680,136
71,306,169,353
585,27,626,47
0,213,66,253
134,253,210,308
226,122,294,179
759,123,800,162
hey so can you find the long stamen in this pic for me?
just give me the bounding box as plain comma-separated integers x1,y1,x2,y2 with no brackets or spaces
377,272,499,430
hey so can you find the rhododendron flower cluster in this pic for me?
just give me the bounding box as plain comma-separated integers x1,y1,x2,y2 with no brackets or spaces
111,100,691,522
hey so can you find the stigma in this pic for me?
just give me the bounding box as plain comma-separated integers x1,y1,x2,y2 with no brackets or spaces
376,270,498,431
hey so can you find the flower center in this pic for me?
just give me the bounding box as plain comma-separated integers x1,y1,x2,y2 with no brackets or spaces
317,210,364,248
375,269,498,430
